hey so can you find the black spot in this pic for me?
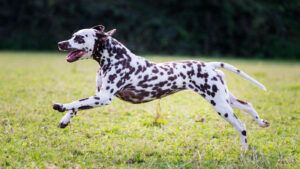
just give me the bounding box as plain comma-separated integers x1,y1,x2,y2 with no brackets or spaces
233,113,238,119
217,75,224,84
116,69,122,74
74,35,85,44
211,77,218,81
94,96,100,100
135,65,143,75
79,98,89,101
78,106,93,110
245,138,247,143
180,73,186,79
237,99,247,105
168,75,176,81
224,113,228,118
108,74,117,83
203,83,210,90
95,102,99,105
237,69,241,73
212,85,218,92
210,100,216,106
157,81,168,87
116,79,125,88
217,112,221,116
241,130,246,136
152,67,159,73
220,63,224,67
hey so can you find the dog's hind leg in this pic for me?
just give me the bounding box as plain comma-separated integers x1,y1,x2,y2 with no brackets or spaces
229,93,270,128
211,98,248,150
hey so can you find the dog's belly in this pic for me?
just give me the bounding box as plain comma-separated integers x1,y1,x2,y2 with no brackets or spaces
115,87,183,104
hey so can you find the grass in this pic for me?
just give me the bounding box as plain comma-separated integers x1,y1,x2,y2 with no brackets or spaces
0,51,299,168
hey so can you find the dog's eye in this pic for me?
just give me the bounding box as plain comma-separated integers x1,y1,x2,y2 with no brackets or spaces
74,35,85,44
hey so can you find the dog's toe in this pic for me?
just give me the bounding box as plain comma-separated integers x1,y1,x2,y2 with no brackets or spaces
263,120,270,127
259,119,270,128
53,103,66,112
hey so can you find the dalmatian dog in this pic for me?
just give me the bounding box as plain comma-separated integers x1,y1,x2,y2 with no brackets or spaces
54,25,269,150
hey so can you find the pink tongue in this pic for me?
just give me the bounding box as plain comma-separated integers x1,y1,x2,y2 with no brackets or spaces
66,50,84,62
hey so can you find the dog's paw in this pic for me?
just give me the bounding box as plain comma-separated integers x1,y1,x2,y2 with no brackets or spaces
58,122,69,128
53,103,66,112
259,119,270,128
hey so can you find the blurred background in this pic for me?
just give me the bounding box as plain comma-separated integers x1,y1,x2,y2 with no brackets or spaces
0,1,299,167
0,0,299,59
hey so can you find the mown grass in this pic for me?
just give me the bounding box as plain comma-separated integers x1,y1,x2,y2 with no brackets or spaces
0,52,299,168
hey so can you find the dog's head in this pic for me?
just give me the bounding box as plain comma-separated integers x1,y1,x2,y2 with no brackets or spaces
58,25,116,62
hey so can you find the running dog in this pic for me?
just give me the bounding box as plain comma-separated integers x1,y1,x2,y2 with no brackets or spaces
54,25,269,149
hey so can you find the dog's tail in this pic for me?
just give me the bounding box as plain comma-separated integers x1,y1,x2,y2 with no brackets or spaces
208,62,266,91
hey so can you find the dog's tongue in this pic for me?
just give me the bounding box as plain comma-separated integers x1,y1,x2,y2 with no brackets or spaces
66,50,85,62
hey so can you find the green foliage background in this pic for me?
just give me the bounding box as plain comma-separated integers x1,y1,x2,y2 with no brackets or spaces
0,0,299,59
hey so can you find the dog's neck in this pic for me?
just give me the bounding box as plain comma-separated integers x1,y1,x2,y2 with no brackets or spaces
92,37,133,67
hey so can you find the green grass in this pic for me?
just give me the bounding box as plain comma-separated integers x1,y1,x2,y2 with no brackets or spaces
0,52,299,168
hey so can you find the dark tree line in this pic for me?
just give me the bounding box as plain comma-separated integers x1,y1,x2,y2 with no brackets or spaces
0,0,299,59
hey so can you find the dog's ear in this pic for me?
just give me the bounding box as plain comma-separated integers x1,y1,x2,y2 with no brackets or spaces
92,25,105,32
106,29,116,36
95,28,116,41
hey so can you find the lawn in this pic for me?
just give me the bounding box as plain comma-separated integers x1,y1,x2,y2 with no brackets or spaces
0,52,299,168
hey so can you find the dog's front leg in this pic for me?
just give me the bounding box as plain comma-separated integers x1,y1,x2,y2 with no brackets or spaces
53,90,113,112
59,109,77,128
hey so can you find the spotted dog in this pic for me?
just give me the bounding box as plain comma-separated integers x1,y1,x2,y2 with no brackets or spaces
54,25,269,150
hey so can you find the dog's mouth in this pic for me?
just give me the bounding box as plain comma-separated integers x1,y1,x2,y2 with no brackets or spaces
66,49,86,63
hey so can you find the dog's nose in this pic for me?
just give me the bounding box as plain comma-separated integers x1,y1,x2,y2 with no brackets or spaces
58,41,69,50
